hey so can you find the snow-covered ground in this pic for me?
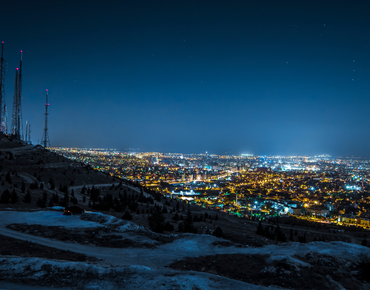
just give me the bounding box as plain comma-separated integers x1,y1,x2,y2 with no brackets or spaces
0,210,101,228
1,209,370,289
0,256,281,290
1,210,369,267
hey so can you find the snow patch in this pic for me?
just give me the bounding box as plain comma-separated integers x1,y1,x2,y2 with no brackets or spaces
80,212,142,232
49,206,64,211
129,265,151,271
0,211,100,228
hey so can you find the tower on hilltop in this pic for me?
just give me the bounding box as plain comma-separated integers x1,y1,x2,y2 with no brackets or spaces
11,51,23,140
25,121,31,145
41,89,51,148
0,41,6,133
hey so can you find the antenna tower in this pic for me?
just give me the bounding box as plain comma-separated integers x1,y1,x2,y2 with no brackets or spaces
25,121,31,144
28,123,31,144
11,51,23,140
41,89,50,148
0,41,6,133
25,121,28,143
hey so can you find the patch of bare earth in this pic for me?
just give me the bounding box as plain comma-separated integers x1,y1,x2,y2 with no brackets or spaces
6,223,160,248
0,234,99,262
169,253,365,290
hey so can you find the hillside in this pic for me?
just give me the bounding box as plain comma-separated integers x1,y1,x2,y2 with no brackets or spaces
1,133,370,290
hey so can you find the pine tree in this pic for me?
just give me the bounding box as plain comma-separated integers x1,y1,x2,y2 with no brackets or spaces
42,191,48,206
0,190,11,204
148,209,165,233
11,189,18,203
23,189,32,203
49,177,55,189
256,221,264,235
362,238,368,247
5,171,12,184
21,180,26,193
63,192,69,207
172,213,180,221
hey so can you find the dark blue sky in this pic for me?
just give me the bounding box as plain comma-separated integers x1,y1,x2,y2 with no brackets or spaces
1,1,370,156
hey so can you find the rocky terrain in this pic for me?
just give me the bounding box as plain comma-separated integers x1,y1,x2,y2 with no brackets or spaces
1,132,370,290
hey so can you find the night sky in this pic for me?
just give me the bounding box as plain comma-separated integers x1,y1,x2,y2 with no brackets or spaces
1,1,370,157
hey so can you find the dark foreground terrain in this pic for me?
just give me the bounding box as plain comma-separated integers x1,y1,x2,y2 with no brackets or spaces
170,253,370,290
1,133,370,290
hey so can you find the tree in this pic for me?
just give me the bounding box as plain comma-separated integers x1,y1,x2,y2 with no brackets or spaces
162,206,168,214
21,180,26,193
256,221,264,235
90,186,100,202
276,226,286,243
49,177,55,189
164,222,174,231
63,192,69,207
11,189,18,203
298,232,307,243
178,210,197,233
172,212,180,221
5,171,12,184
0,190,11,204
148,209,165,233
52,193,59,204
42,191,48,205
362,238,368,247
23,189,32,203
37,191,48,208
71,197,78,204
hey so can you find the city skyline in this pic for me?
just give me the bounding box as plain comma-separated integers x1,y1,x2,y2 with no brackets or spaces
1,1,370,157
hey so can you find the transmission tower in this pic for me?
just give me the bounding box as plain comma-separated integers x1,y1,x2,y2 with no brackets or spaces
25,121,29,144
11,67,19,137
11,51,23,140
24,121,31,144
41,89,51,148
28,123,31,144
0,41,6,133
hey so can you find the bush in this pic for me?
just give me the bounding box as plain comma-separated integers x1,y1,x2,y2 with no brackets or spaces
122,211,133,220
213,226,224,238
172,213,180,221
358,256,370,282
164,222,174,231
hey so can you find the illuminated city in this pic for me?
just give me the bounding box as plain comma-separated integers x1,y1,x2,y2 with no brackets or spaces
51,147,370,229
1,0,370,288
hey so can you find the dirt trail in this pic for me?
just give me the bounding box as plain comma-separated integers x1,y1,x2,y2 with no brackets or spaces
0,210,369,269
18,173,37,183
